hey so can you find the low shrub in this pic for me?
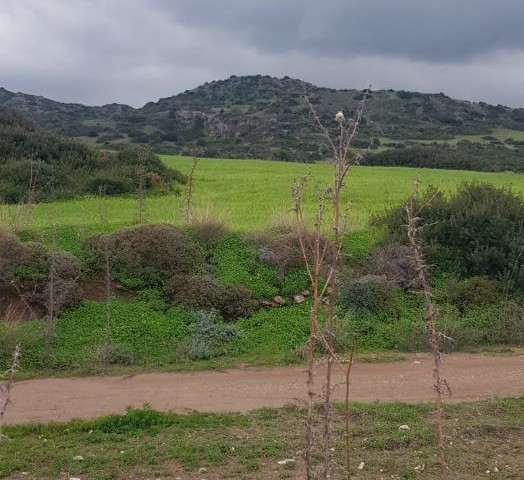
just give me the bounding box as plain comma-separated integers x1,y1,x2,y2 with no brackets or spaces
188,211,229,244
86,224,203,288
166,274,223,310
447,276,503,313
340,274,396,313
219,285,257,321
180,310,243,360
367,243,417,289
259,232,332,276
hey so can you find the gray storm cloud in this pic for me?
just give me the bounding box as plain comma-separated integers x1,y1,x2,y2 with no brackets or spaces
0,0,523,107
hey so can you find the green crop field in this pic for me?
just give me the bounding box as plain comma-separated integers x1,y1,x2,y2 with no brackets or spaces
1,155,523,237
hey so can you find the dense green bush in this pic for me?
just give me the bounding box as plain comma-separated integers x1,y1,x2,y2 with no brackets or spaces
0,107,186,203
86,224,203,288
339,274,397,313
380,182,524,294
447,276,503,313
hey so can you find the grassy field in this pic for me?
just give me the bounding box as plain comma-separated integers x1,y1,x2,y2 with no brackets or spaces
1,398,522,479
1,156,523,239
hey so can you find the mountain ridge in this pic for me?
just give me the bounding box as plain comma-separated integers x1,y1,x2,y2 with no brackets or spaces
2,75,524,161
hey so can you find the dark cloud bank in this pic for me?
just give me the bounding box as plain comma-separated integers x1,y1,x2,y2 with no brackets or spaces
1,0,523,107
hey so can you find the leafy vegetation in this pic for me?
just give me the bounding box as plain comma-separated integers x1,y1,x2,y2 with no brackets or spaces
0,106,185,203
0,398,522,479
3,76,524,167
380,182,524,295
366,142,524,172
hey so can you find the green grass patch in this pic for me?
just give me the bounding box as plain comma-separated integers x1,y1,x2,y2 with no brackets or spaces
1,398,522,479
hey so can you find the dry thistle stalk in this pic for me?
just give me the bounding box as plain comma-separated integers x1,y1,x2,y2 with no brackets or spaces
184,151,200,223
136,146,147,225
405,178,451,480
294,89,369,479
0,343,21,440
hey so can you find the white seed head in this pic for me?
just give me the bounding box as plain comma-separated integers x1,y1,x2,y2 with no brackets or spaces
335,111,345,123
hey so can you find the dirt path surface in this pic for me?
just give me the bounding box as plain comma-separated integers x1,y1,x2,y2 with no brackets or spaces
5,353,524,425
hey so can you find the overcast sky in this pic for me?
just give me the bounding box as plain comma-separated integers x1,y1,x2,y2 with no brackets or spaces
1,0,524,108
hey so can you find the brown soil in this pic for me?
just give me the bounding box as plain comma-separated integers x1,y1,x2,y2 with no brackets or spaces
5,352,524,425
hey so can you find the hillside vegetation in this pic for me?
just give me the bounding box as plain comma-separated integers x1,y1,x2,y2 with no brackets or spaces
2,76,524,169
1,156,523,377
0,106,185,203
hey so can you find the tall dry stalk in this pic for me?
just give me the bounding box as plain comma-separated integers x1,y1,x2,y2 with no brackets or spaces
184,153,199,223
0,343,21,440
43,225,58,361
135,146,147,225
293,89,369,479
406,179,451,480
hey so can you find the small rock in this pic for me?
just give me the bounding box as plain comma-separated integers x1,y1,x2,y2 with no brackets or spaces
73,455,84,461
198,467,207,473
293,294,305,304
70,478,81,480
398,425,411,431
273,295,286,306
261,300,274,307
277,458,295,466
493,467,499,472
413,361,422,364
357,461,365,470
300,290,310,297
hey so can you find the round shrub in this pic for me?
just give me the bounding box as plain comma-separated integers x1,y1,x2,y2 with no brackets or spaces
448,276,502,313
259,232,332,275
381,182,524,294
86,224,203,288
340,274,396,312
219,285,257,321
166,274,223,310
368,243,417,289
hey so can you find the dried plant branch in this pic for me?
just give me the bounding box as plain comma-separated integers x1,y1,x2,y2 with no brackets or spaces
0,343,21,440
295,88,369,479
184,151,200,223
406,178,450,480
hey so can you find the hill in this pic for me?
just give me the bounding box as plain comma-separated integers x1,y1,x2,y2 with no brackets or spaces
2,75,524,165
0,106,185,203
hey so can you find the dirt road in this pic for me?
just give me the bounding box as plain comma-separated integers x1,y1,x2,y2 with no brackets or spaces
5,353,523,425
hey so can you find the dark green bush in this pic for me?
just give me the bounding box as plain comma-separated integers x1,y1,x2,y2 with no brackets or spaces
340,274,396,313
380,183,524,295
447,276,503,313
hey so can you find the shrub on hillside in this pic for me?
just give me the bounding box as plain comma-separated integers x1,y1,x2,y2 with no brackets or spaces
86,224,203,288
189,216,229,244
340,274,396,313
380,183,524,295
259,232,332,275
447,276,503,313
180,310,242,360
0,229,80,316
219,285,257,321
166,274,223,310
367,243,417,289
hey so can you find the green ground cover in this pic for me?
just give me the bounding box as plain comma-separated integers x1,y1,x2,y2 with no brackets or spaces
1,398,522,479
